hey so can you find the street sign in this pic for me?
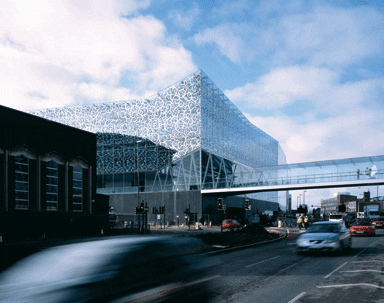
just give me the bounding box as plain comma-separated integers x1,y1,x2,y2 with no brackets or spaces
144,206,149,213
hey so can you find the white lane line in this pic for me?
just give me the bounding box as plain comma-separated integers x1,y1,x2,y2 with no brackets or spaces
277,260,303,274
287,292,306,303
341,269,384,273
287,243,296,246
351,260,384,263
245,256,280,268
369,238,382,247
318,283,384,289
354,248,367,257
324,262,348,279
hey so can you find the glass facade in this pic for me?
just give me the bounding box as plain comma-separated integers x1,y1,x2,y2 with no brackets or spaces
30,70,284,203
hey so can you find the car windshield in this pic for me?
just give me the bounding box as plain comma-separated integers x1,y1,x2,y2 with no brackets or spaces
354,221,371,226
306,224,340,233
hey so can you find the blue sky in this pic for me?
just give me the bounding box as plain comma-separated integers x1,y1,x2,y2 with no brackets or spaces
1,0,384,206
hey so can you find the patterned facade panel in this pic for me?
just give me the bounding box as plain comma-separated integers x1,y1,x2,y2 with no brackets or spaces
29,72,203,161
200,71,279,168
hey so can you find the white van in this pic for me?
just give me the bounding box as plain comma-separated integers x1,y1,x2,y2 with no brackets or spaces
329,213,343,223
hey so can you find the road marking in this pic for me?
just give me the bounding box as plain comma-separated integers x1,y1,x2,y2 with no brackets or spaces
369,238,383,247
354,248,367,257
287,292,306,303
277,260,303,274
318,283,384,289
351,260,384,263
287,243,296,246
341,269,384,273
324,262,348,278
245,256,280,268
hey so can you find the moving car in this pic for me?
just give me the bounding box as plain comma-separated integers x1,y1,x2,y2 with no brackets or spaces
371,217,384,229
349,220,375,236
0,236,216,303
222,219,241,230
296,221,351,254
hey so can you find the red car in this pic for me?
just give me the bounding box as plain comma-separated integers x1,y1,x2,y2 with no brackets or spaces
349,220,375,236
222,219,241,230
372,217,384,229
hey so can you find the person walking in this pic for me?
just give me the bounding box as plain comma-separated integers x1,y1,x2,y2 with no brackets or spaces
297,216,303,230
357,169,360,180
304,216,309,229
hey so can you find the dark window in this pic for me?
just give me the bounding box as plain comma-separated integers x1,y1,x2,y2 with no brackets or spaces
46,161,58,211
15,155,29,210
72,166,83,212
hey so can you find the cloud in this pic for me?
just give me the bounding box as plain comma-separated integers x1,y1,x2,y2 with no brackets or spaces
225,66,337,109
0,0,197,111
193,2,384,67
194,23,252,63
168,3,200,31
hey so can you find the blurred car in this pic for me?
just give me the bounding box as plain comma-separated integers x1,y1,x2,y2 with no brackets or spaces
349,220,375,236
0,236,216,303
222,219,241,230
296,221,351,254
371,217,384,229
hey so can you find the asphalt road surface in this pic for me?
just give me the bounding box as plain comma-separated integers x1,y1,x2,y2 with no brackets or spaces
206,228,384,303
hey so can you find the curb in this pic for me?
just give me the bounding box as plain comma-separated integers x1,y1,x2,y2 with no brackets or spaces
201,232,287,255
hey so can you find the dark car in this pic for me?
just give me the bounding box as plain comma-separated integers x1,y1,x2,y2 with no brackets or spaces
0,236,216,303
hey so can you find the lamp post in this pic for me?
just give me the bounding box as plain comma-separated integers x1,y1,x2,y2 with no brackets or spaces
303,190,306,206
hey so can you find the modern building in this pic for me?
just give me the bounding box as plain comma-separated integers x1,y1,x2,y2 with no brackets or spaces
30,70,286,224
0,105,105,241
321,192,357,215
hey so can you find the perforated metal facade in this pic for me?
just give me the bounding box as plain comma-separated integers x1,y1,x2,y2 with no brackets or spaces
30,70,285,203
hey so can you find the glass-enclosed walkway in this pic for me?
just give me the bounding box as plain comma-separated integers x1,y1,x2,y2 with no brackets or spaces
202,155,384,196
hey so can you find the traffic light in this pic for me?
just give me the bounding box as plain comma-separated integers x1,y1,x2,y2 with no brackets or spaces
338,203,346,213
218,198,223,210
245,199,250,210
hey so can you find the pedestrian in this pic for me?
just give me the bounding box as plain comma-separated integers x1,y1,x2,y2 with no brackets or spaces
304,216,309,229
366,167,370,176
297,216,303,230
357,169,360,180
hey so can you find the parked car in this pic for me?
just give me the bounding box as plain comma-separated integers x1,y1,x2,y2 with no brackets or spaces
372,217,384,229
0,236,216,303
349,220,375,236
296,221,351,254
222,219,241,230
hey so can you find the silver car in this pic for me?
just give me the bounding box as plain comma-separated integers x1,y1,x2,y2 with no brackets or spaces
296,221,351,254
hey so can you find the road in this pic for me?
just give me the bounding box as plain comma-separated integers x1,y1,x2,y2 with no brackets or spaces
206,228,384,303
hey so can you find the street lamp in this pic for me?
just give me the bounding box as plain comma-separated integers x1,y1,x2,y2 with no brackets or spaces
303,190,306,206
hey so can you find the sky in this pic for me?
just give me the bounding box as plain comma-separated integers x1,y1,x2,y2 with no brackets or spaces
1,0,384,208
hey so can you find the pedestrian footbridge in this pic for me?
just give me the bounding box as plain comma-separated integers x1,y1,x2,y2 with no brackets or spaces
201,155,384,197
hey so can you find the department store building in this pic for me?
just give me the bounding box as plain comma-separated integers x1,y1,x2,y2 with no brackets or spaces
30,70,286,224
